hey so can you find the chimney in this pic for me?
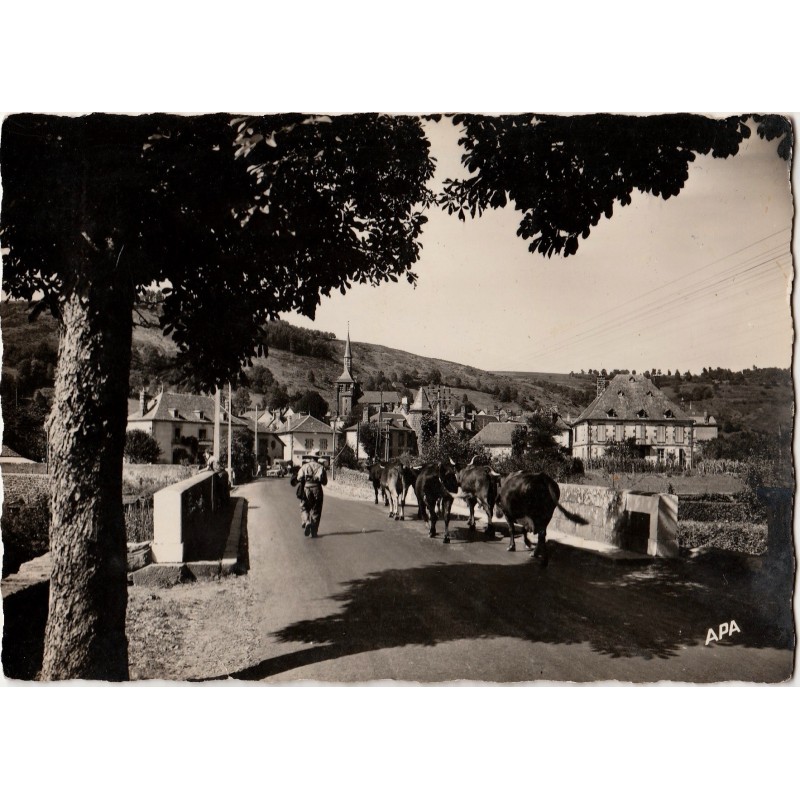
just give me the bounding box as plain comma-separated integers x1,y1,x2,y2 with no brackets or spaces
139,388,149,416
596,377,606,397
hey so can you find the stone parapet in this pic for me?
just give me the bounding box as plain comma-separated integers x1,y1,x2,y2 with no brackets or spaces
555,483,678,557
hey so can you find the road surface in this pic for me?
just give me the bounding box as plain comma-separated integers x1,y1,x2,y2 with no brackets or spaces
223,478,794,683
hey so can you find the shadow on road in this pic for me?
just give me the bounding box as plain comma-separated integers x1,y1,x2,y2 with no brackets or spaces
206,542,795,682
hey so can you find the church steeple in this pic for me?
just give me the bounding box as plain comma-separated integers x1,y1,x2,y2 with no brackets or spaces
344,322,352,375
335,324,358,418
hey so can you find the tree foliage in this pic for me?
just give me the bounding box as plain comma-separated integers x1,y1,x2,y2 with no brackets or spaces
440,113,791,258
220,430,255,482
1,113,436,390
124,430,161,464
293,389,329,419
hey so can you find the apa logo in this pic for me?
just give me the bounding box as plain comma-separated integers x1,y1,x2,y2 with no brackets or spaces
705,620,741,646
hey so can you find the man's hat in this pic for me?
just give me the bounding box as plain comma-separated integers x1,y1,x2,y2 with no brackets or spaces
308,448,321,458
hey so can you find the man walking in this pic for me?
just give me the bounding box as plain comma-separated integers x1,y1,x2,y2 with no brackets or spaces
297,449,327,538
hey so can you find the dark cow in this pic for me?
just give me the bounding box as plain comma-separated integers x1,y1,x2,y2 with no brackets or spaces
495,471,588,565
451,456,502,538
368,461,389,506
415,461,459,543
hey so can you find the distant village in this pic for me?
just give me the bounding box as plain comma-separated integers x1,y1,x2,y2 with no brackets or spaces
122,328,720,471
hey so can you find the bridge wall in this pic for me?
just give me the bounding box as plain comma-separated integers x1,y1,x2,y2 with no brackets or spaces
554,483,678,557
151,470,230,563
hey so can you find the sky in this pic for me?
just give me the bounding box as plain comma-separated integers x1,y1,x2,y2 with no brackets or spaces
283,115,794,375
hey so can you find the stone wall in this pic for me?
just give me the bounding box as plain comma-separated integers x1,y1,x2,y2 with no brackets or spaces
0,462,48,476
555,483,678,557
329,467,376,502
1,473,50,504
123,463,196,486
151,469,230,563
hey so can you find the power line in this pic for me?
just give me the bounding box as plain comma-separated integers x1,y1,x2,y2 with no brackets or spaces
522,248,791,364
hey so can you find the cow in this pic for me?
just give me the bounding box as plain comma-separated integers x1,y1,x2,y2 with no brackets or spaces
495,471,588,565
450,456,502,538
368,461,389,506
384,463,409,520
414,461,459,543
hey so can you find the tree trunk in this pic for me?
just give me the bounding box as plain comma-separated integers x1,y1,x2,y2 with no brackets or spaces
41,279,134,681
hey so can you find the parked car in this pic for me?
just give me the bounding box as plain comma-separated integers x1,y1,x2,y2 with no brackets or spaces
265,465,285,478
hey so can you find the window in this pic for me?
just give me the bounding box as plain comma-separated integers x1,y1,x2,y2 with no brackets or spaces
596,425,606,443
319,438,328,451
305,438,314,450
199,428,207,441
616,424,623,441
675,426,684,444
657,425,666,444
173,426,181,443
657,448,665,462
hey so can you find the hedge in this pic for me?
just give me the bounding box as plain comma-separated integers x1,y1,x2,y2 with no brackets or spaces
678,499,766,524
677,520,767,555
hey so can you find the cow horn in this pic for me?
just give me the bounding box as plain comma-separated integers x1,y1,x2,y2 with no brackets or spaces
449,457,456,466
489,469,501,477
468,455,477,466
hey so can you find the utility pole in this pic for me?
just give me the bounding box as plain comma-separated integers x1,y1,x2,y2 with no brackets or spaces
213,386,221,466
436,388,441,446
227,382,233,479
254,401,259,469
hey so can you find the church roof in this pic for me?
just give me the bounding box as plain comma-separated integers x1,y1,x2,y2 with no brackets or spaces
344,328,352,360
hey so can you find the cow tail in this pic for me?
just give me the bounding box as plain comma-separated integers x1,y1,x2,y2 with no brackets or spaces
557,503,589,525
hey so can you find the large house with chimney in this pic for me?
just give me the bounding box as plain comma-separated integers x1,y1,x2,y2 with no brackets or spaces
571,374,695,467
127,389,250,465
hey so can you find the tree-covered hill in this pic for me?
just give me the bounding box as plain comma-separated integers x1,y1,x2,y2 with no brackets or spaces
2,299,792,444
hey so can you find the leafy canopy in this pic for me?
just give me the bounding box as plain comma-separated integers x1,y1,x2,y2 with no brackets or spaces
1,113,435,390
439,113,792,258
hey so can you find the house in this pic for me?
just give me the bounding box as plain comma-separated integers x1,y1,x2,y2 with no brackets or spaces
473,411,500,432
344,411,418,461
359,390,403,419
127,389,251,464
689,411,719,444
470,422,527,460
277,414,335,466
571,374,695,467
553,416,572,450
241,410,287,467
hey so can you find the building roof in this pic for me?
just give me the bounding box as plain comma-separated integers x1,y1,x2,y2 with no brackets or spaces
1,445,34,462
336,367,356,384
574,374,689,423
280,414,334,435
127,390,249,427
360,390,402,405
689,413,718,426
409,387,431,412
470,422,526,446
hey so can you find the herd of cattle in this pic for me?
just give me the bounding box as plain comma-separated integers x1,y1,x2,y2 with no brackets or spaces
366,458,588,566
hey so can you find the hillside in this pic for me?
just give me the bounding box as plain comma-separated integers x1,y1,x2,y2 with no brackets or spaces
246,340,592,417
1,300,793,435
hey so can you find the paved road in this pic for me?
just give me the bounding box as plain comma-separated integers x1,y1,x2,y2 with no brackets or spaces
225,478,794,683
